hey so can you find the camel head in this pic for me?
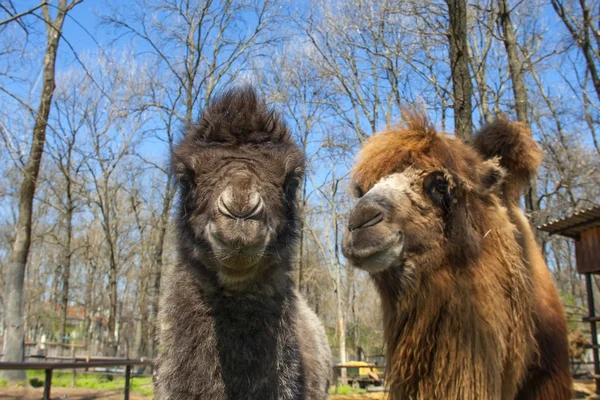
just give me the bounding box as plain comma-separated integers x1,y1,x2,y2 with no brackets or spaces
342,111,506,286
172,87,304,286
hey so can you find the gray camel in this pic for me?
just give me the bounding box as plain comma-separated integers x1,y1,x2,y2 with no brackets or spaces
154,86,332,400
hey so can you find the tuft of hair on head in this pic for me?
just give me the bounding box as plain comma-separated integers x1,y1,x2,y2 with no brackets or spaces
351,107,439,190
472,116,542,200
400,106,437,139
190,85,291,145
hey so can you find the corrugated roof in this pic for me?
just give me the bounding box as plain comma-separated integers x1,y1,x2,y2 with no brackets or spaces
538,205,600,239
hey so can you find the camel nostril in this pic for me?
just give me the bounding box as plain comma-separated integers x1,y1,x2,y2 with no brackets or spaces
348,200,385,231
248,195,264,217
349,212,383,231
218,190,263,219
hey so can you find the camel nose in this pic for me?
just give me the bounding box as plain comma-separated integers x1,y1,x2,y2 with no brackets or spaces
348,199,384,231
218,187,264,219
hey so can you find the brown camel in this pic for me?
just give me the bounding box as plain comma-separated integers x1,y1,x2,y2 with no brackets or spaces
155,87,331,399
342,112,572,400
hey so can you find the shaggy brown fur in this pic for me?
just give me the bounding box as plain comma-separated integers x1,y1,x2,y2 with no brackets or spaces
342,111,571,400
155,87,331,399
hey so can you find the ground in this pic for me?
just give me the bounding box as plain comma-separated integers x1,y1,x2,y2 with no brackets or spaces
0,387,385,399
0,386,147,399
0,387,384,399
0,382,597,399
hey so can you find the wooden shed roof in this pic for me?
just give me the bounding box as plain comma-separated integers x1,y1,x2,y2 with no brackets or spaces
538,205,600,239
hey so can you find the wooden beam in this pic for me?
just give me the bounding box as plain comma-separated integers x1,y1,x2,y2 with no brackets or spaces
0,359,153,370
586,273,600,394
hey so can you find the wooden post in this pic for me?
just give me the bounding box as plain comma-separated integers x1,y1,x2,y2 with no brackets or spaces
124,364,131,400
43,369,52,400
586,273,600,394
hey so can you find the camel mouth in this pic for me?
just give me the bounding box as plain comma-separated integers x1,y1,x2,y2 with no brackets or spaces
206,222,270,271
342,230,405,273
218,251,264,270
215,248,267,283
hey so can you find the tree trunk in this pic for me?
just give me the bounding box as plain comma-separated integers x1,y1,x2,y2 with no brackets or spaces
59,195,73,356
52,265,62,309
130,194,149,360
498,0,528,125
336,261,347,385
466,20,494,125
2,0,79,381
148,177,175,357
497,0,542,241
332,197,347,385
98,178,119,356
446,0,473,140
108,247,118,356
133,281,148,359
83,255,96,354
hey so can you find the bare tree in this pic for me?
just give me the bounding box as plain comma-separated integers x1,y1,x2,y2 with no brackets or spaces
75,54,150,355
300,0,420,142
546,0,600,156
467,0,496,125
497,0,528,124
495,0,543,237
2,0,81,381
0,2,48,28
551,0,600,102
44,71,89,353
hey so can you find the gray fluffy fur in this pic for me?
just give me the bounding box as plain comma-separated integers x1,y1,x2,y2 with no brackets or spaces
154,87,331,400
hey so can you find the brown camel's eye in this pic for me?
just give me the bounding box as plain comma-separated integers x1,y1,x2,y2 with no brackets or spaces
424,171,452,210
352,182,364,198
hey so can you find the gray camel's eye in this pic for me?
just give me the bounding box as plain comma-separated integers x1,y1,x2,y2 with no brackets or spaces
177,172,195,190
178,176,190,189
284,175,302,197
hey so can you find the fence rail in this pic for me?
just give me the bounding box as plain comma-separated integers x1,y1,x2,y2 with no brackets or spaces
0,358,154,400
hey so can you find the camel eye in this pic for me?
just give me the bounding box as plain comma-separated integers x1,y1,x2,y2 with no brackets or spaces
424,172,452,209
433,179,448,194
284,174,301,197
176,169,196,190
173,158,196,191
177,176,192,191
352,183,364,198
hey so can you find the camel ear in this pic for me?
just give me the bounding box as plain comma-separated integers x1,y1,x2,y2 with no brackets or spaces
480,157,505,193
